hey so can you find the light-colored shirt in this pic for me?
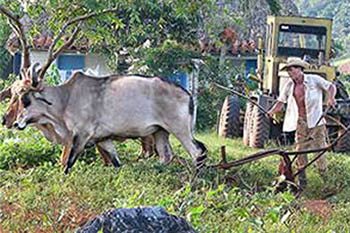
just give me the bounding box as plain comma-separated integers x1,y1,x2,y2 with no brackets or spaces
277,74,332,132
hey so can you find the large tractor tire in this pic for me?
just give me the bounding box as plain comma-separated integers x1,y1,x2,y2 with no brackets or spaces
249,104,270,148
331,83,350,152
243,102,254,146
333,118,350,152
335,79,349,99
218,95,241,138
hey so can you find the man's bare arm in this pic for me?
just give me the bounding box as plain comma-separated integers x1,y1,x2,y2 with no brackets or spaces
267,101,284,118
327,84,337,107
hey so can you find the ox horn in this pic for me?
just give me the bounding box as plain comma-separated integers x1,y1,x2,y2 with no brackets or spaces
29,62,41,87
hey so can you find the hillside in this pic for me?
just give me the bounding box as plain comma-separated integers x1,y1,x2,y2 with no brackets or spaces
227,0,348,56
295,0,350,56
220,0,299,40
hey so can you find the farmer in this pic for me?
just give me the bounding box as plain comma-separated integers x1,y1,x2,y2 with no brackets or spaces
267,57,336,189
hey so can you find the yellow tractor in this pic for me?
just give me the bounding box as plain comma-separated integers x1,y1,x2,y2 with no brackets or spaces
220,15,350,151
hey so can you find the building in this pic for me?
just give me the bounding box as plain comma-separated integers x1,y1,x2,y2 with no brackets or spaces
6,15,112,82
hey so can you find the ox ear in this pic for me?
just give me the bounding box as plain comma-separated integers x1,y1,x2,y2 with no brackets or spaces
30,62,41,88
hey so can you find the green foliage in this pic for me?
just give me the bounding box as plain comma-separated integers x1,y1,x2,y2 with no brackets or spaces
239,0,281,16
0,104,59,169
0,0,207,74
0,73,17,90
1,133,350,232
266,0,282,14
196,55,247,131
0,47,11,79
45,64,61,85
0,13,11,80
296,0,350,56
338,73,350,94
0,0,255,76
201,1,242,46
0,0,250,132
0,129,59,170
129,39,200,77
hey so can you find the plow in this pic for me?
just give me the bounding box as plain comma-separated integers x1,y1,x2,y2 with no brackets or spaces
210,82,350,195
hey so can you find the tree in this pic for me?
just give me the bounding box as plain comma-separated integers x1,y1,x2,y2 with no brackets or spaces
0,1,12,81
0,0,214,76
0,0,287,131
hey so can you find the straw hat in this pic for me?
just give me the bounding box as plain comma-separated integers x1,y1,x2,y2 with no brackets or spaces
280,57,309,71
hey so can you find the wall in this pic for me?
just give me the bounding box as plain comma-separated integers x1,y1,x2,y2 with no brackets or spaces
85,53,112,76
14,50,112,81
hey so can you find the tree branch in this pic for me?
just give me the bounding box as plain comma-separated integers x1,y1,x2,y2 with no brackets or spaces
39,7,118,81
0,5,30,69
38,22,82,80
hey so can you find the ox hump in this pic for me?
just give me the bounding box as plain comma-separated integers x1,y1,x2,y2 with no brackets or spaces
134,75,190,98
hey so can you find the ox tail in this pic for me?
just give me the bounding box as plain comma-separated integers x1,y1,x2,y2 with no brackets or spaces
194,139,207,170
186,94,207,169
189,96,196,134
189,96,195,115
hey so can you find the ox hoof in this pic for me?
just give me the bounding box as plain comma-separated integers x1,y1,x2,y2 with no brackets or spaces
160,156,173,165
110,158,121,169
138,150,155,159
64,166,71,175
112,163,122,170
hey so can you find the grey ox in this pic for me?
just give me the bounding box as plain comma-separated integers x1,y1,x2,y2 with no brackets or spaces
13,70,207,174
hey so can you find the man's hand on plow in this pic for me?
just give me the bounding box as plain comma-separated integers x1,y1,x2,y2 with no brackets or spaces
210,122,350,196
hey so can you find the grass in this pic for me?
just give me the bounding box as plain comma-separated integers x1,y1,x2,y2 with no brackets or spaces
1,128,350,232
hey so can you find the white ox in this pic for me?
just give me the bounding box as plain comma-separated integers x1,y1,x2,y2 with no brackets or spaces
14,72,207,173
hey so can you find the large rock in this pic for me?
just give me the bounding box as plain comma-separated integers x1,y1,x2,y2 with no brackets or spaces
77,207,196,233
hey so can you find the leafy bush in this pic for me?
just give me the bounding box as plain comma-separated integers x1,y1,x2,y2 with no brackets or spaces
0,73,17,90
0,123,60,170
130,39,200,77
45,64,62,85
196,55,246,131
0,15,12,81
338,73,350,94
